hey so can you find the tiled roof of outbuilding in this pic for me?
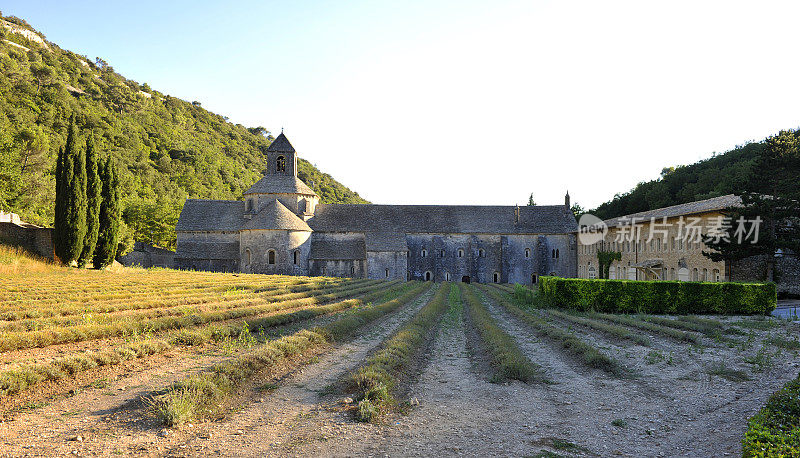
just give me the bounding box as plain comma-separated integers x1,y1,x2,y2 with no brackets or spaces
365,232,408,251
267,132,295,152
244,175,317,196
308,204,578,234
176,200,245,232
603,194,742,227
308,238,366,260
241,199,312,231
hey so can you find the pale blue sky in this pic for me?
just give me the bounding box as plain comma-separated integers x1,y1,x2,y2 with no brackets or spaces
5,1,800,208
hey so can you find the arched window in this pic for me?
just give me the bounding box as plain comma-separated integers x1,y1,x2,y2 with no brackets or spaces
457,249,464,258
531,274,537,284
351,266,356,276
552,249,556,258
525,248,530,258
424,271,432,281
440,249,445,258
421,249,427,258
556,249,560,259
692,268,699,281
293,251,299,265
713,269,720,282
268,249,276,265
479,249,485,258
246,249,252,266
493,272,500,283
702,268,708,282
444,271,451,281
385,268,390,278
276,155,286,172
588,266,596,279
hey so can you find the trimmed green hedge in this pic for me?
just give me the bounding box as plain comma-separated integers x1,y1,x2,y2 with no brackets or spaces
742,373,800,457
537,277,776,315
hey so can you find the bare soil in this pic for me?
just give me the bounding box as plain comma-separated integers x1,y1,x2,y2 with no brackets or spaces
0,285,797,457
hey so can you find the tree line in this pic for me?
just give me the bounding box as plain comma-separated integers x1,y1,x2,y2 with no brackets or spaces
53,116,120,268
0,13,368,253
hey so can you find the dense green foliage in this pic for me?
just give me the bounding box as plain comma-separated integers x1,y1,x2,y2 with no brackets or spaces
77,135,100,267
591,133,796,220
52,117,86,264
92,154,120,269
703,131,800,281
0,15,368,250
537,276,776,315
596,250,621,279
742,372,800,457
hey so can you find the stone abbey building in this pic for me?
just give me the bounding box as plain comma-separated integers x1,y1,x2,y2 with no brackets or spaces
175,133,578,283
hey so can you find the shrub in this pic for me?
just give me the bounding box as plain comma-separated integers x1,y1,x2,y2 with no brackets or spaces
742,372,800,457
538,277,775,315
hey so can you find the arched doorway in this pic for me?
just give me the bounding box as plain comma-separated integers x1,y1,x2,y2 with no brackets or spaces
461,276,470,284
424,271,432,281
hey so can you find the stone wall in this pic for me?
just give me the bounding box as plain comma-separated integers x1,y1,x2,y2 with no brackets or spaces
777,251,800,296
309,259,365,278
175,231,239,272
0,222,53,260
239,229,311,275
404,233,575,284
117,242,175,268
732,251,800,296
366,251,407,280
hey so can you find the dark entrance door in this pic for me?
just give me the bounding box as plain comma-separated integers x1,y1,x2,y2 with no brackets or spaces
461,276,470,284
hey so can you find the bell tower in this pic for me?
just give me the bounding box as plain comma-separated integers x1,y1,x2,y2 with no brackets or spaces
244,131,319,219
265,132,297,177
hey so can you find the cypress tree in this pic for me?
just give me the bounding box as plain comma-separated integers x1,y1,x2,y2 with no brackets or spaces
93,154,120,269
53,145,65,259
53,117,86,265
78,135,101,267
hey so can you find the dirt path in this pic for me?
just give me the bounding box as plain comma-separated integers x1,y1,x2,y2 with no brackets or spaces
153,285,440,457
1,282,797,457
482,295,800,457
0,299,389,457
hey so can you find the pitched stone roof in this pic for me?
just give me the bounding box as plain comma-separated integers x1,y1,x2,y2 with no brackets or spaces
241,199,312,231
308,204,578,234
244,175,317,196
603,194,742,227
308,238,366,260
176,200,246,232
365,232,408,252
267,132,295,152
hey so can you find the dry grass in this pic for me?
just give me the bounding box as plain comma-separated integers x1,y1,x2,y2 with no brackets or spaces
147,282,434,426
465,285,548,383
0,245,55,274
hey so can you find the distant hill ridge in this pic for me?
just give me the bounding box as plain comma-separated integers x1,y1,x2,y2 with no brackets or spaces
590,133,798,220
0,13,368,251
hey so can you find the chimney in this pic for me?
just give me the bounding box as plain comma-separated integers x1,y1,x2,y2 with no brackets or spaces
514,204,520,225
565,190,571,208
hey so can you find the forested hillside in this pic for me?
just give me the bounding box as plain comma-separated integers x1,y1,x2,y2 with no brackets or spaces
591,136,785,220
0,14,368,251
